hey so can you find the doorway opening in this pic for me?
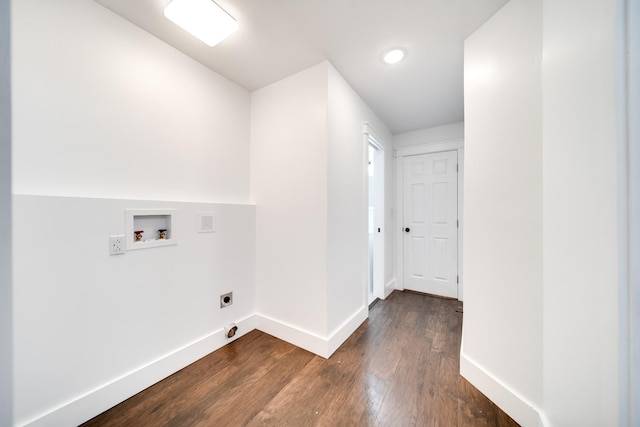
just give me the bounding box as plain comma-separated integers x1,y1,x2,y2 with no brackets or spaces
367,140,384,305
394,139,464,300
401,151,458,298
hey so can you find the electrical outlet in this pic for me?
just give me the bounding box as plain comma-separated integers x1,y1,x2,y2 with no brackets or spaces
220,292,233,308
109,235,125,255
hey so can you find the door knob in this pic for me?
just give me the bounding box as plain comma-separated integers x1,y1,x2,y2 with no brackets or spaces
405,227,410,233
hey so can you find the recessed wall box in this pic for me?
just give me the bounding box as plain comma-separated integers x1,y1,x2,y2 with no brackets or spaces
125,209,177,251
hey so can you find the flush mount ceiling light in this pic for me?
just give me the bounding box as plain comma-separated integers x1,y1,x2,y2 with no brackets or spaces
164,0,238,47
382,48,406,64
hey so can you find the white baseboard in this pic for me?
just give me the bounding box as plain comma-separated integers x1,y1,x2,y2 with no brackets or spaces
19,315,257,427
326,306,368,356
459,349,543,427
256,306,368,359
384,278,396,298
21,307,370,427
393,277,404,291
255,313,329,357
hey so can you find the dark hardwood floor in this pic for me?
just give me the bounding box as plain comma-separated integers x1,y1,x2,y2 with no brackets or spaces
82,291,519,426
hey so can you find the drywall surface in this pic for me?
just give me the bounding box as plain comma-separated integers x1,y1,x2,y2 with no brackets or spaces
12,0,250,203
326,64,392,335
626,1,640,424
11,1,256,425
542,0,620,425
462,0,543,424
251,62,394,355
251,62,330,339
0,0,11,424
12,196,256,426
393,121,464,148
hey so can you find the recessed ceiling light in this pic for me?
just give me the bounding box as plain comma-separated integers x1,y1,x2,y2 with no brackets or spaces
164,0,238,47
382,48,406,64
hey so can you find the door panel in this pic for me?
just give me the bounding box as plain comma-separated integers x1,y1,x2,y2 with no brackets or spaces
410,236,426,278
403,151,458,298
433,182,448,224
411,183,426,222
434,237,447,280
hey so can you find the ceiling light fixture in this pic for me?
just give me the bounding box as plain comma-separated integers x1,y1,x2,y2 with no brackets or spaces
164,0,238,47
382,48,406,65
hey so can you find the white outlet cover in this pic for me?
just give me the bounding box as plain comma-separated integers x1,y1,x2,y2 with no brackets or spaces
197,212,216,233
109,235,125,255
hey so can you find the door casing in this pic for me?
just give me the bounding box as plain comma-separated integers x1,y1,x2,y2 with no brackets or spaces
363,123,387,303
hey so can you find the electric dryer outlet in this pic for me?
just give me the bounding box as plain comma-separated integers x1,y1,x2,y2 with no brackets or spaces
220,292,233,308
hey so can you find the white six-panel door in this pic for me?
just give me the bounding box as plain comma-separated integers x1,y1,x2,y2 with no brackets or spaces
403,151,458,298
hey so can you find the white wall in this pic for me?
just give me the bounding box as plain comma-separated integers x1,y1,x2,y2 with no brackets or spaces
0,0,12,425
461,0,543,426
12,0,250,204
326,64,392,340
463,0,624,425
11,1,256,425
13,197,256,427
542,0,620,425
251,61,393,357
393,121,464,148
626,1,640,423
251,62,330,345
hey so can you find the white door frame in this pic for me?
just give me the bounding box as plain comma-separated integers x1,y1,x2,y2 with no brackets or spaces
395,139,464,300
618,0,639,423
363,123,386,302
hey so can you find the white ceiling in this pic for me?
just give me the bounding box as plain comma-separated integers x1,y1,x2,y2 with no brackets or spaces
94,0,508,134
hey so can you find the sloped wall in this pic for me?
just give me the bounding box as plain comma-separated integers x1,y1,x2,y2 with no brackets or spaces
12,0,250,203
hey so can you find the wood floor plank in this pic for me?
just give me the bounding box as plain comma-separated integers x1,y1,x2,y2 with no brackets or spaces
82,291,520,427
374,295,440,426
177,343,313,426
245,356,336,426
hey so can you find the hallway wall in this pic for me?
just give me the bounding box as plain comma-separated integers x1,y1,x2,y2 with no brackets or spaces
393,121,464,148
462,1,543,425
462,0,622,425
542,0,620,424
